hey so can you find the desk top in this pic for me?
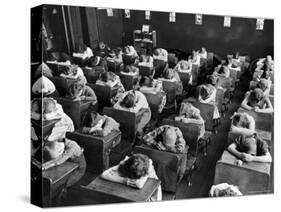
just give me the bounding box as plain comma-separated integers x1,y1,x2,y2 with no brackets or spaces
43,162,79,184
86,176,160,202
219,151,271,175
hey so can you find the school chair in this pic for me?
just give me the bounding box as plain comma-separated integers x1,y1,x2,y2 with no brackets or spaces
87,83,119,112
178,71,192,93
118,73,139,91
122,55,137,66
237,107,273,132
191,64,199,86
106,60,122,73
138,65,154,77
184,98,218,133
82,66,105,84
162,118,212,185
48,76,77,97
162,80,177,113
102,107,147,163
55,97,98,129
206,52,214,71
214,150,271,195
80,176,161,203
31,161,79,207
142,91,166,120
153,59,167,79
66,130,121,174
217,76,234,99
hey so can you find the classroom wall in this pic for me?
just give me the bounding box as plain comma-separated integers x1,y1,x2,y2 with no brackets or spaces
102,9,274,59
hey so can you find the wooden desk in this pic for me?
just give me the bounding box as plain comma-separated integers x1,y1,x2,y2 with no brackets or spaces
87,83,119,112
83,176,160,203
32,162,79,207
214,151,271,195
55,97,97,129
48,76,77,97
66,130,122,174
119,73,139,91
184,98,216,132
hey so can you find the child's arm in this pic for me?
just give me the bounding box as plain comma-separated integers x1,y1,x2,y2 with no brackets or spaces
257,98,273,113
250,152,272,163
241,94,253,111
227,143,244,159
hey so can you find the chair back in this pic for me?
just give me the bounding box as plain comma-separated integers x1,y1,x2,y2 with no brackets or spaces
162,80,177,104
122,55,136,66
138,65,154,77
83,67,105,84
184,98,215,131
162,118,203,156
49,76,76,97
103,107,137,142
153,59,167,79
119,73,138,91
191,64,199,84
178,72,191,91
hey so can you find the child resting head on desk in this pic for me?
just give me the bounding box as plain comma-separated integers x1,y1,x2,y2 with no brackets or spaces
31,97,74,132
101,153,162,201
81,111,120,137
160,67,183,95
96,71,125,104
60,64,87,82
175,102,205,138
32,129,86,189
227,134,272,163
209,183,242,197
68,81,97,103
142,125,187,153
230,112,255,136
241,88,273,113
114,90,151,136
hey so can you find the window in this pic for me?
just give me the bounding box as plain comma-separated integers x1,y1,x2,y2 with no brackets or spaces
256,18,264,30
195,14,203,25
169,12,176,22
124,9,131,18
106,8,113,16
224,16,231,27
145,11,151,20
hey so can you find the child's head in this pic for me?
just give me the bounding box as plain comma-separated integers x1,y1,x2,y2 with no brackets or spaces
153,48,160,57
89,56,102,67
100,71,110,83
43,98,57,114
118,154,150,179
139,76,153,87
76,42,87,53
68,82,84,99
257,78,269,91
43,140,65,163
120,92,135,108
163,68,173,79
239,134,268,156
31,98,41,113
98,41,105,49
206,75,217,86
199,85,210,100
248,88,264,107
162,127,177,149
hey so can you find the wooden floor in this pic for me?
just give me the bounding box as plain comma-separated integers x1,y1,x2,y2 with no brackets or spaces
59,75,273,206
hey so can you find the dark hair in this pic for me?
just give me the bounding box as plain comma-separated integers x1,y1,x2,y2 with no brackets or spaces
206,75,217,86
232,114,241,126
238,135,268,156
199,86,210,100
68,83,84,98
139,76,153,87
163,68,173,79
248,88,263,107
120,92,135,108
118,154,150,179
100,71,110,82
